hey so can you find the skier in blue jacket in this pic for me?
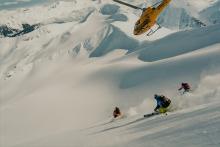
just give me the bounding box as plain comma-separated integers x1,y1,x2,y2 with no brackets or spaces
154,94,171,113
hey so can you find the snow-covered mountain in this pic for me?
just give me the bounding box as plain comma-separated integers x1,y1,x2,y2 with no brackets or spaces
0,0,219,37
0,0,220,147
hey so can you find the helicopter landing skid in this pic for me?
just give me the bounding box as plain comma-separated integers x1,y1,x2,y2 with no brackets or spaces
146,23,162,36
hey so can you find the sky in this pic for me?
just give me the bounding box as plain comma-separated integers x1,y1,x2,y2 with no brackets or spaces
0,0,55,10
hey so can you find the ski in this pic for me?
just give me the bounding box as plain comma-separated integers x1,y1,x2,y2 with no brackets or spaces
144,112,160,117
144,111,167,118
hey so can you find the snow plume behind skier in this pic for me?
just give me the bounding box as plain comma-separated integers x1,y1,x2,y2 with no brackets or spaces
171,72,220,111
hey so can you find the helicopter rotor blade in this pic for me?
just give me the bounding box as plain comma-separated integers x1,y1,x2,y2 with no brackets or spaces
113,0,143,10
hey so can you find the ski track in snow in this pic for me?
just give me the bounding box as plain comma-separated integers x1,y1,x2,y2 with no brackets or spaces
0,0,220,147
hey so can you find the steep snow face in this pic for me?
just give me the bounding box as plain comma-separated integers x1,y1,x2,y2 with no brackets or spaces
149,0,219,29
200,1,220,24
171,0,218,12
0,1,220,147
158,7,206,29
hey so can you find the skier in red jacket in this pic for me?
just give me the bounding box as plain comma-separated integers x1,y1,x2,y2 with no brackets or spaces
179,82,191,94
113,107,121,118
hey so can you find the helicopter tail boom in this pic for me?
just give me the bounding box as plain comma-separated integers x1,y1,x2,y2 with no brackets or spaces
155,0,171,14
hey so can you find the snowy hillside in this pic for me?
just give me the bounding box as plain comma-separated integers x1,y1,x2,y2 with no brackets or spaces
0,0,220,147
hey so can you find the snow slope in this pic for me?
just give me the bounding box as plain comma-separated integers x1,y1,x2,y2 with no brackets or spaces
0,0,220,147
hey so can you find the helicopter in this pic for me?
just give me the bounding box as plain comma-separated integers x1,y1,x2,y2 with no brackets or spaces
113,0,172,36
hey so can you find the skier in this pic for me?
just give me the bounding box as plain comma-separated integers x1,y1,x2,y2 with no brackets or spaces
178,82,191,94
113,107,121,118
154,94,171,113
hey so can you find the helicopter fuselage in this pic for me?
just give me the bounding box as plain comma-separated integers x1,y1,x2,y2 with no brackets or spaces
133,0,171,35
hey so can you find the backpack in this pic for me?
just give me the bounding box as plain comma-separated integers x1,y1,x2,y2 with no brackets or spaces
160,95,171,108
